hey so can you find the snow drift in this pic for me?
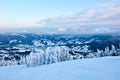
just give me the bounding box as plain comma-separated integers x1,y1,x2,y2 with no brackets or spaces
0,56,120,80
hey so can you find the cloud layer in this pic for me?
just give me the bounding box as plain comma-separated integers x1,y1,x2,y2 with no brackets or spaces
37,3,120,34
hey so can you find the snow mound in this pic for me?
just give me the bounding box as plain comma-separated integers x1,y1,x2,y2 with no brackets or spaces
0,56,120,80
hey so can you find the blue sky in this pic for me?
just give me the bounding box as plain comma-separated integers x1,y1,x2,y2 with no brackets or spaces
0,0,120,33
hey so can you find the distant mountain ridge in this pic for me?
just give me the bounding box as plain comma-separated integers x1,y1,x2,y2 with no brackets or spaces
0,33,120,66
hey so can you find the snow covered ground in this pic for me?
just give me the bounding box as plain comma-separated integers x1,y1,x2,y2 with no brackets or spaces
0,56,120,80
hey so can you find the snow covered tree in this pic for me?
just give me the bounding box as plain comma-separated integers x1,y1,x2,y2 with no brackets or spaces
26,49,46,67
110,45,116,56
96,49,104,57
104,47,110,56
87,52,95,58
26,46,71,67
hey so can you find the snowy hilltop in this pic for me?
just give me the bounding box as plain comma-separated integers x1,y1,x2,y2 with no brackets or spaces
0,56,120,80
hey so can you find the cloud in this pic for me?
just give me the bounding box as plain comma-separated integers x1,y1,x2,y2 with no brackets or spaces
94,27,110,32
37,3,120,33
58,27,67,32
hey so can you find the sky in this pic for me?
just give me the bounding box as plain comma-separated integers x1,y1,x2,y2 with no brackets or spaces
0,0,120,34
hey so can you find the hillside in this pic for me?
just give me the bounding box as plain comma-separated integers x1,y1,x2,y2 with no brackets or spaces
0,56,120,80
0,33,120,66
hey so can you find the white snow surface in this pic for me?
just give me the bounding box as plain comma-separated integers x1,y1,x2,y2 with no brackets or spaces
9,40,17,44
0,56,120,80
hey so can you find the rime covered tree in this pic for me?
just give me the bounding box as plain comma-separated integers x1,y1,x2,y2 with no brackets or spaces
96,49,104,57
26,46,71,67
110,45,116,56
104,47,110,56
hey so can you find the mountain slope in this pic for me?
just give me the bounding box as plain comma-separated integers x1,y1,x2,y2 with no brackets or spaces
0,56,120,80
